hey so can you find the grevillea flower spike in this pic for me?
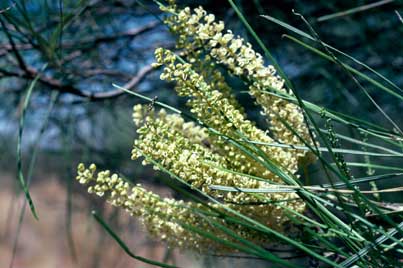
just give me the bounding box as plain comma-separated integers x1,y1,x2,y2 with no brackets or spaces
76,0,316,253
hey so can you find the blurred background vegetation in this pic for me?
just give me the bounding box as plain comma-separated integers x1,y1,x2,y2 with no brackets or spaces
0,0,402,267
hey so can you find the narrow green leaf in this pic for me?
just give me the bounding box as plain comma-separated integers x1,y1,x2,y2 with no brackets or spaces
16,74,42,220
283,34,403,102
92,211,178,268
242,140,403,157
11,90,58,267
341,220,403,267
317,0,395,22
338,162,403,172
261,14,402,93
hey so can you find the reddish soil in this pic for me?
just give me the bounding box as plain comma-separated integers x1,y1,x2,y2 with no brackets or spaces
0,175,198,268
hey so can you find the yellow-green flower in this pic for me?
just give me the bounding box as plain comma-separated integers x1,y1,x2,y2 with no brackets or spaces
75,0,319,254
76,163,301,252
161,2,316,164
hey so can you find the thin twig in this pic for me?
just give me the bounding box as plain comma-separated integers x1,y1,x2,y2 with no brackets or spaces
317,0,395,22
0,17,29,72
0,64,154,99
396,10,403,24
87,65,155,99
0,21,160,57
0,2,15,14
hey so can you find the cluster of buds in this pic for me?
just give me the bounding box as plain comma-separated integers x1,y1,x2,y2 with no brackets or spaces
77,163,298,252
76,1,316,253
162,2,316,162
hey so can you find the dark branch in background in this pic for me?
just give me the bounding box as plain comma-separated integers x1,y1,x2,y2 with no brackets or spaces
0,14,161,99
71,20,160,47
70,68,131,79
0,20,160,57
0,64,155,99
85,64,155,99
0,17,29,73
0,2,15,14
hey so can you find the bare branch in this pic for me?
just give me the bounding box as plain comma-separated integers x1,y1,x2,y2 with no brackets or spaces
0,2,15,14
0,17,29,72
0,64,155,100
0,20,160,57
82,64,155,99
69,20,160,47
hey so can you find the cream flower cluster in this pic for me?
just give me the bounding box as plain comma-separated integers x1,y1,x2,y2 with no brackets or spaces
161,2,315,162
75,1,317,254
76,163,295,251
154,48,299,180
132,104,304,208
77,163,215,251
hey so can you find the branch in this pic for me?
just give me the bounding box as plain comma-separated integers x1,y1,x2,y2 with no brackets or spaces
0,20,160,57
68,20,160,47
0,17,28,72
0,64,155,100
0,2,15,14
85,64,154,99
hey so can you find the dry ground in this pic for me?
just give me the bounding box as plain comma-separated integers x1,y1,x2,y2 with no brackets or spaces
0,175,198,268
